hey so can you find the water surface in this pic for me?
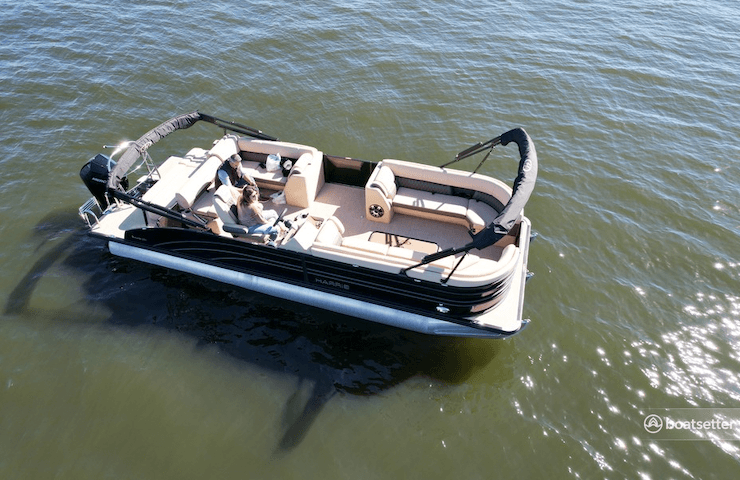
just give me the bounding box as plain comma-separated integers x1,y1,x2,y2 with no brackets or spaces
2,1,739,478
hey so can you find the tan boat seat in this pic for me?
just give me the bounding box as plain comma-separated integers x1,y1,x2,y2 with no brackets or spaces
212,185,268,242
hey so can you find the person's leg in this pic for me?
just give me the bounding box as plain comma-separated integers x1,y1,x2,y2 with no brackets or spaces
248,223,279,238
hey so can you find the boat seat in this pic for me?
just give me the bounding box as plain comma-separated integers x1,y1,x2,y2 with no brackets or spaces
236,138,325,208
212,185,269,242
393,187,469,224
466,200,500,234
174,135,239,209
175,154,222,209
152,134,238,210
364,160,512,233
314,216,345,246
365,164,470,229
210,135,240,162
141,154,203,208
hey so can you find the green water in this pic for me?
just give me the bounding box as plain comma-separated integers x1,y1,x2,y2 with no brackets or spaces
2,1,739,478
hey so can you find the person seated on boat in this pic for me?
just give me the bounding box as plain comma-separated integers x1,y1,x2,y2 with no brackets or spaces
236,185,283,238
215,154,257,189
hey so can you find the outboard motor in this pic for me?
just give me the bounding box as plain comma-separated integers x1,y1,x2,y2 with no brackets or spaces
80,153,119,207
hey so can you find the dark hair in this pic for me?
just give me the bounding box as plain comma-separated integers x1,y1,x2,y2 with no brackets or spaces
241,185,259,204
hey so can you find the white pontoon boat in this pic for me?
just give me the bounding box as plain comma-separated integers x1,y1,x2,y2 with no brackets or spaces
79,112,538,338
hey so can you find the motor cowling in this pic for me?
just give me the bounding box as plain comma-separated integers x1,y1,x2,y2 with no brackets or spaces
80,153,117,207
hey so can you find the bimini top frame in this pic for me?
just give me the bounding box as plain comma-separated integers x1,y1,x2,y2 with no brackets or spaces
107,111,277,194
91,111,279,230
406,127,538,270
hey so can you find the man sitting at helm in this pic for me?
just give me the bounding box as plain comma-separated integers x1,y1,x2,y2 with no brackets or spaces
215,154,256,189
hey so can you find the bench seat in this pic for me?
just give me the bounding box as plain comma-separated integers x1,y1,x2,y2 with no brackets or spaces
392,187,470,228
305,215,518,287
241,162,290,190
364,159,513,233
141,151,207,208
237,138,325,208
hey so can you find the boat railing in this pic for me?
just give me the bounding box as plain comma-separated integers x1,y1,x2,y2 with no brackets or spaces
79,196,102,228
120,148,161,185
78,146,151,229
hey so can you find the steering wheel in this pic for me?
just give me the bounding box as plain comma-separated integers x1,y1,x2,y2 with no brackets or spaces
272,207,289,226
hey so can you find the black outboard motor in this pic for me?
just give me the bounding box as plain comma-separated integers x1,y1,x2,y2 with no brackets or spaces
80,153,121,207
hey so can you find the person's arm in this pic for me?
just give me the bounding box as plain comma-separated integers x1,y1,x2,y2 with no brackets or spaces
239,166,257,186
217,169,232,187
250,203,271,224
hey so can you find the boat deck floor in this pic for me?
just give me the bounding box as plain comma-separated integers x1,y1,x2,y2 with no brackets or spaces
311,183,463,248
278,182,508,261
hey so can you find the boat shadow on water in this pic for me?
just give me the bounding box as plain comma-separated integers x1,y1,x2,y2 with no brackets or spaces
6,210,515,453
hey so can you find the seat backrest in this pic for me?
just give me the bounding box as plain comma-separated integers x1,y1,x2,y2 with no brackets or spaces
213,185,240,227
314,216,345,245
368,164,397,199
210,135,240,162
212,185,269,241
175,154,223,209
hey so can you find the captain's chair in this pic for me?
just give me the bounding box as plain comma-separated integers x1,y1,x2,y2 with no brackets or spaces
212,185,269,242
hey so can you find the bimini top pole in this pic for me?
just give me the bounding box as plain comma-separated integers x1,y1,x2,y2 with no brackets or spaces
440,134,502,169
107,111,204,192
404,127,538,272
107,111,278,193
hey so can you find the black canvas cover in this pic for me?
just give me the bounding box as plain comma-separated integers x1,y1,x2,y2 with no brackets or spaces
420,127,538,265
469,127,538,249
107,111,203,190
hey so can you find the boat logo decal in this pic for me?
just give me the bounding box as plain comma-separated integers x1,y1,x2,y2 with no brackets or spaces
315,278,350,290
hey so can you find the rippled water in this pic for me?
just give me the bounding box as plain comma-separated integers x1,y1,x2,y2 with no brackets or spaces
2,1,739,478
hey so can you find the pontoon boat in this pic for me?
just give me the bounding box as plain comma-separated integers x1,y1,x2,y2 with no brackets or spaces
79,112,537,338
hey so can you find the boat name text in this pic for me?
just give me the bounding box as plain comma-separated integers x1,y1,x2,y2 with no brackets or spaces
315,278,350,290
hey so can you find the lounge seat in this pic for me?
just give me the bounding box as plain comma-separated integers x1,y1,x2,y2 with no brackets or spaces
212,185,269,242
364,160,513,233
176,135,239,209
313,216,345,245
140,153,204,208
393,187,469,225
236,138,325,208
175,155,222,209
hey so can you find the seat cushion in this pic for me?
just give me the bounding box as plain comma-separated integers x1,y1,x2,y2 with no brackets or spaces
209,135,239,161
314,217,345,245
466,199,500,233
175,154,222,209
393,188,468,219
372,166,397,199
213,185,239,224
